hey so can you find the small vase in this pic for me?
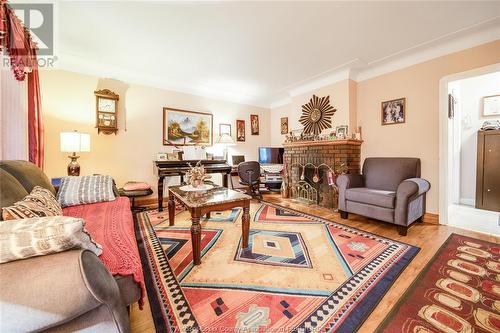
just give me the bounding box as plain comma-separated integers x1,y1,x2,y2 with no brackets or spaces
192,179,203,188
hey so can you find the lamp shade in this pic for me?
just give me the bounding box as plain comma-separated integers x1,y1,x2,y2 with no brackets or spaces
60,132,91,152
216,133,236,146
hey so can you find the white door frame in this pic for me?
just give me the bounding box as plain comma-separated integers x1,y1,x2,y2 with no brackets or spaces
438,63,500,225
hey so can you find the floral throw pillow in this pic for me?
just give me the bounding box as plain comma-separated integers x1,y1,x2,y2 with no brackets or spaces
0,216,102,264
57,175,116,207
2,186,63,220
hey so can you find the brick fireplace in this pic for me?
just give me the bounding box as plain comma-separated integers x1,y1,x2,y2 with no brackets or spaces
283,140,362,209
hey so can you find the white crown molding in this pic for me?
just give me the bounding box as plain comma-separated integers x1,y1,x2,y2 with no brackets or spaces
355,17,500,82
53,52,272,109
268,17,500,108
288,68,352,97
270,97,292,109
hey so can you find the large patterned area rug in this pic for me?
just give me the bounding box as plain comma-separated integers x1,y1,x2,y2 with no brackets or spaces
135,202,419,332
378,233,500,333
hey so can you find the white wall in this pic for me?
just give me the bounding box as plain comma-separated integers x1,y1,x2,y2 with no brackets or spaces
457,71,500,205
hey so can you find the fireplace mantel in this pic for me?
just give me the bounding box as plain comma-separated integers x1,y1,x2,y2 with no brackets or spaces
282,139,363,148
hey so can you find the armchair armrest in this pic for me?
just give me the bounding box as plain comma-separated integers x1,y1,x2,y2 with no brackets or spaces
395,178,431,225
0,250,129,333
336,174,364,211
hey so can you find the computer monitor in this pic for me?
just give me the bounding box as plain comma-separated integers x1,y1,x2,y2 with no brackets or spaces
258,147,284,164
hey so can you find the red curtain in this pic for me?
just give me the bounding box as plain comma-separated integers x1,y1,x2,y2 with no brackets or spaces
1,1,44,168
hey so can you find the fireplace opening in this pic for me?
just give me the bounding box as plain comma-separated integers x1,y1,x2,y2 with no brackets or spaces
288,165,336,208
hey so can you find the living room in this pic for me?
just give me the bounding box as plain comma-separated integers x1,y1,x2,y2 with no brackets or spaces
1,1,499,333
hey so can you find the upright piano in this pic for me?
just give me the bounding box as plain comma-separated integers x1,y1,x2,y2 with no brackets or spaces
154,159,232,211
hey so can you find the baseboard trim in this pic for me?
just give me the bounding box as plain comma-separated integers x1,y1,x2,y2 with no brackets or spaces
423,213,439,224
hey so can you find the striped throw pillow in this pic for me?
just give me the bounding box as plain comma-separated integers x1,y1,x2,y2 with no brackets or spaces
0,216,102,263
57,175,116,207
2,186,63,220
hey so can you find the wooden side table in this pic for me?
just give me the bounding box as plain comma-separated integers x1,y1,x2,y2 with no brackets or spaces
168,185,251,265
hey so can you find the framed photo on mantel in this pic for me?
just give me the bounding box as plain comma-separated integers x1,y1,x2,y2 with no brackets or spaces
162,107,213,146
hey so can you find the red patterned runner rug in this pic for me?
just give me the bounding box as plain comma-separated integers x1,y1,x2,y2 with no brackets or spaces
135,202,419,333
378,233,500,333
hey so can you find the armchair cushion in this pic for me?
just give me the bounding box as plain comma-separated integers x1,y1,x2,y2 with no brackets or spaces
345,188,396,209
363,158,420,191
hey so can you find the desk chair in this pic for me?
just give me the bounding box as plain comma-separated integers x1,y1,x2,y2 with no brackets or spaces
237,161,262,200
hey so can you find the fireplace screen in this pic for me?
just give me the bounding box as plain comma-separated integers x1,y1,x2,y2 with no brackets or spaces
285,163,338,208
290,180,318,204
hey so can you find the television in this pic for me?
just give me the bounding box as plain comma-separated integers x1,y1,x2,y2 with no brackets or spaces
258,147,284,164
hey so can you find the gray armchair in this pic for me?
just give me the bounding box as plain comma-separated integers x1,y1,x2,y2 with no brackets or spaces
336,158,430,236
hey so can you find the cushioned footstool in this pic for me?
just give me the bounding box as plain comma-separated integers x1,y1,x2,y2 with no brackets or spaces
118,182,153,211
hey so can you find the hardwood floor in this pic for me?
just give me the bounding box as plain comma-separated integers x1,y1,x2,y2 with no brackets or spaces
130,194,499,333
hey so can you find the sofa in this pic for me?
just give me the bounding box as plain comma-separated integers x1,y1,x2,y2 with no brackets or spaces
0,160,143,333
336,157,430,235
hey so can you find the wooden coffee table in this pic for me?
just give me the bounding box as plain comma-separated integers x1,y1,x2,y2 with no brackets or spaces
168,185,252,265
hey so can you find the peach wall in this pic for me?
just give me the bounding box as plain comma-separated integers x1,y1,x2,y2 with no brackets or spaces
357,40,500,213
40,70,270,196
270,79,354,146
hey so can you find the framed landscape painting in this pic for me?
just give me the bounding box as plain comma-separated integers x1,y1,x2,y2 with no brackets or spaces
381,98,406,125
163,107,213,146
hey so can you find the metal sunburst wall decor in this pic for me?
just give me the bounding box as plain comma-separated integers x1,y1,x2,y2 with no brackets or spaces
299,94,337,135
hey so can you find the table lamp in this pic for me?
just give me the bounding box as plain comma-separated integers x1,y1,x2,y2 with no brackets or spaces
215,133,236,161
60,131,91,176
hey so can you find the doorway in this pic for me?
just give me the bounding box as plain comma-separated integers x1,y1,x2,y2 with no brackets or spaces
439,65,500,235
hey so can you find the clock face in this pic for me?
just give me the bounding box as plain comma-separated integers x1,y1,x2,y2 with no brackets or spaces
98,97,116,113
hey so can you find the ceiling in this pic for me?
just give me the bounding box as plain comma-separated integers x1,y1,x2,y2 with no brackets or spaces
52,1,500,107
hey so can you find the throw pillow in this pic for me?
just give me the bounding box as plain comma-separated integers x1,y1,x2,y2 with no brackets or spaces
2,186,63,220
0,216,102,264
57,175,116,207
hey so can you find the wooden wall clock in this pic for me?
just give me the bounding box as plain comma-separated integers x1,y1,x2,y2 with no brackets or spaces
94,89,119,135
299,94,336,135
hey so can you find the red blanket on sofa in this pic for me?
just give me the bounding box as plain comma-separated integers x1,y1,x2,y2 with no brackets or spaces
63,197,145,308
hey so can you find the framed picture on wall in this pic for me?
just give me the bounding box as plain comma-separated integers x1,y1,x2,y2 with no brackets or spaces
280,117,288,134
236,120,245,142
219,123,231,135
483,94,500,117
162,107,213,146
381,98,406,125
250,114,259,135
